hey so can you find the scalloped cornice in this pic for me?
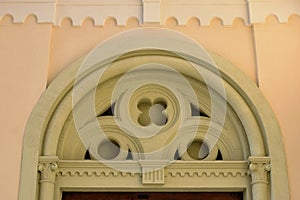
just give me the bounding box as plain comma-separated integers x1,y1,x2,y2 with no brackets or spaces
56,160,248,178
0,0,299,25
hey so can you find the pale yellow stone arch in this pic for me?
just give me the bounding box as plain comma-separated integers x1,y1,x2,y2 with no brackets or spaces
18,47,289,200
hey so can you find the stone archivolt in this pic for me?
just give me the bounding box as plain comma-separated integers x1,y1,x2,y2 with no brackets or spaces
20,44,288,199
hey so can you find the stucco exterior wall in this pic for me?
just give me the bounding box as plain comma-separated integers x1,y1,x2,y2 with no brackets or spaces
254,15,300,200
48,17,257,83
0,15,52,200
0,2,300,200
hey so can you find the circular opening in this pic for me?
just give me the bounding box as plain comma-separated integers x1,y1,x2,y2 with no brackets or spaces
137,99,152,126
98,139,120,160
187,140,209,160
137,99,151,110
138,114,151,126
154,99,167,109
149,103,167,126
137,98,168,126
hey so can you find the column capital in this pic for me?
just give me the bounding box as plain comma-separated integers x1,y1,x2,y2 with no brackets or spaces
38,156,59,184
247,156,271,185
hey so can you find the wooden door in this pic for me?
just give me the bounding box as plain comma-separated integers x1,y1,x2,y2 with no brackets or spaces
62,192,243,200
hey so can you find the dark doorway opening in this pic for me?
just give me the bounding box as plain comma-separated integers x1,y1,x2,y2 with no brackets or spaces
62,192,243,200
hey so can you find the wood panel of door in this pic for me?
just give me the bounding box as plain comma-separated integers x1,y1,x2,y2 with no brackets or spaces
62,192,243,200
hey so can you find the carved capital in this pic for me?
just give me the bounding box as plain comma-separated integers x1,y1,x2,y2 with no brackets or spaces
38,156,59,184
247,156,271,185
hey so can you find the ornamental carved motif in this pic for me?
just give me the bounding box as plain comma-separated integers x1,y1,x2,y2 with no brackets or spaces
38,156,59,184
248,156,271,185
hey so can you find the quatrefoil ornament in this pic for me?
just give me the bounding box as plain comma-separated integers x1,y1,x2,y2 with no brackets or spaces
137,99,167,126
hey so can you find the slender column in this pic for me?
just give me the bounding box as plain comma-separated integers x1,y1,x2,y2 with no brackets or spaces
248,156,271,200
38,156,59,200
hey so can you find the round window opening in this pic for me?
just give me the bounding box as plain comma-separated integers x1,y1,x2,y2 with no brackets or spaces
187,140,210,160
98,139,121,160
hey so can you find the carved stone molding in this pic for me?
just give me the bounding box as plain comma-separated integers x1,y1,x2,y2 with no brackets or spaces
142,169,164,184
247,156,271,185
57,160,140,177
139,160,168,184
166,161,249,178
38,156,59,184
56,160,249,179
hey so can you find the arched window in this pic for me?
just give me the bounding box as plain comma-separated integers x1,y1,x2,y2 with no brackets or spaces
18,29,289,200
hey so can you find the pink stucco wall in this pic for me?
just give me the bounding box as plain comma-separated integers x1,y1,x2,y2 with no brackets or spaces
0,14,299,199
0,15,51,200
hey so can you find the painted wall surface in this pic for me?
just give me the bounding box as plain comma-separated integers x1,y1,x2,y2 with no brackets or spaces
254,15,300,200
48,17,257,84
0,16,52,200
0,14,300,200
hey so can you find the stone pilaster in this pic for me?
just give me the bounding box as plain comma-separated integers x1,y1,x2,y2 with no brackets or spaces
248,156,271,200
38,156,59,200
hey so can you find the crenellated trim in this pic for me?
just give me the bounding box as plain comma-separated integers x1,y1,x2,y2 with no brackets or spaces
0,0,56,23
2,13,300,27
55,0,142,26
0,0,300,26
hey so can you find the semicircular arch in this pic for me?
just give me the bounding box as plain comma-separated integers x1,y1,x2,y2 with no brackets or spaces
18,32,289,200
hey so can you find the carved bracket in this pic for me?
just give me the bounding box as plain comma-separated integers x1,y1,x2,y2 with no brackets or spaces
139,160,169,184
247,156,271,185
38,156,59,184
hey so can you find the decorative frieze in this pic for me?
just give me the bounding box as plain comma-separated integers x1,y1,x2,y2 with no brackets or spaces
57,160,140,177
166,161,249,178
56,160,249,180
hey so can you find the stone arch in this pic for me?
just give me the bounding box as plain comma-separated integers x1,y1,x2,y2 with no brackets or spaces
18,29,289,200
